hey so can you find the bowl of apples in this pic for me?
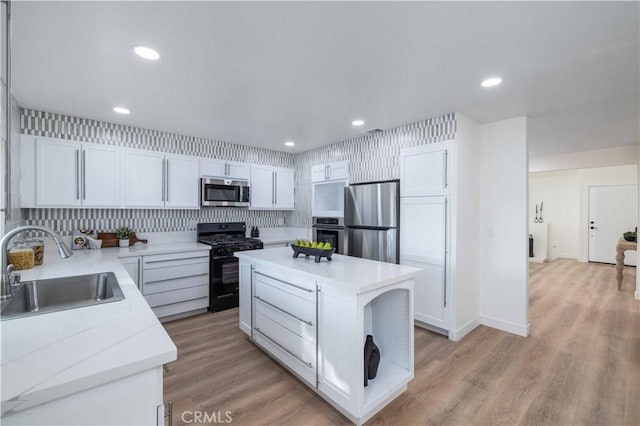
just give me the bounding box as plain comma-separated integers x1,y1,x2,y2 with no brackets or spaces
291,240,335,263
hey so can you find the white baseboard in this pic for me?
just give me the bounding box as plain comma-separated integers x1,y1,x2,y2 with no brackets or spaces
635,290,640,300
528,257,547,263
480,315,529,337
449,317,480,342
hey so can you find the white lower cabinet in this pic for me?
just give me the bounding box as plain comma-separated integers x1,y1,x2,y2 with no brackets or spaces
141,250,210,319
120,256,142,289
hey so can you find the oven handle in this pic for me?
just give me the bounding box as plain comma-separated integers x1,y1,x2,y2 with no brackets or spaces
312,225,345,230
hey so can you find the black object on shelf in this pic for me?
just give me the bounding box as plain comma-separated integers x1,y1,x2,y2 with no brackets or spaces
250,226,260,238
529,234,534,258
291,245,334,263
364,335,380,387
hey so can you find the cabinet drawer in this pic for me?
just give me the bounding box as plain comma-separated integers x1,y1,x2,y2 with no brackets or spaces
254,314,316,387
152,297,208,319
143,251,210,269
254,296,316,344
145,285,209,308
253,269,316,302
143,262,209,284
255,275,315,328
143,274,209,295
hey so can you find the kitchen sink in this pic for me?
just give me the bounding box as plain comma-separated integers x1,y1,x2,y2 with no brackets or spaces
0,272,125,321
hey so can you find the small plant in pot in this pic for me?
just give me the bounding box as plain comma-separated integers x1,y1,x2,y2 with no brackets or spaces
116,226,132,248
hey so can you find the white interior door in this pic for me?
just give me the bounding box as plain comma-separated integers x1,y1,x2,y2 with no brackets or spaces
589,185,637,265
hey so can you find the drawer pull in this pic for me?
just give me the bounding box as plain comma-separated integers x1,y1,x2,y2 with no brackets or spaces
143,273,208,284
144,256,210,264
254,295,313,326
254,271,314,293
254,327,313,368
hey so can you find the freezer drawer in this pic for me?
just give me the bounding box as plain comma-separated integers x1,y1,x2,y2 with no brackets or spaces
345,227,398,264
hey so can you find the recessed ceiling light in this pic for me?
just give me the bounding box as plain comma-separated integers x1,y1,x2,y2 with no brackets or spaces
113,106,130,114
134,46,160,60
284,141,295,147
352,120,365,126
481,77,502,88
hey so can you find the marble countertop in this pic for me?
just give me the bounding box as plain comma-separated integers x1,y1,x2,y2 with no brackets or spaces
236,247,421,294
0,242,195,415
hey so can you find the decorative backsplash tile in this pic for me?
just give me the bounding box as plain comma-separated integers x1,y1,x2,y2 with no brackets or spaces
20,108,456,234
285,113,457,227
21,108,293,235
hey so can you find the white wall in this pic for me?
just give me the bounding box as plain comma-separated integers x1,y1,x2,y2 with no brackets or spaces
450,113,481,339
530,145,639,173
529,165,637,262
479,117,529,337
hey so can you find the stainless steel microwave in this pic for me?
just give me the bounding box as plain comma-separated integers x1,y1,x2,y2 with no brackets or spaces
201,177,250,207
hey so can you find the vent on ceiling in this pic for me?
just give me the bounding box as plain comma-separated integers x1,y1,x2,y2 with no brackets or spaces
365,128,384,135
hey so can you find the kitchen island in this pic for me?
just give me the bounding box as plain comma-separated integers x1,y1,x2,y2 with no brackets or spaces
236,247,421,425
0,242,208,425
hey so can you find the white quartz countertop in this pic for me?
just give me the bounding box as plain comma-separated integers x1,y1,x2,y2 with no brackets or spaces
235,247,421,294
0,242,193,415
247,227,310,245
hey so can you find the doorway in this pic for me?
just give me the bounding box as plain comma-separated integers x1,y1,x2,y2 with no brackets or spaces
588,185,637,265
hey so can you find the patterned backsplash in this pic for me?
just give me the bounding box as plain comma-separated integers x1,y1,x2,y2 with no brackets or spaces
21,109,293,235
285,113,457,227
20,108,457,234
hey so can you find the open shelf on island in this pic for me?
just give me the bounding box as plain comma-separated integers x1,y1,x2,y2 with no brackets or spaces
362,288,412,411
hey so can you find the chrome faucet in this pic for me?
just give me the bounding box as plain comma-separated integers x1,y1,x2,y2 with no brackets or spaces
1,226,73,300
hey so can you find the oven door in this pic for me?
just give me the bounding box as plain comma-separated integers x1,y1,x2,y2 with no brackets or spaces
312,226,345,254
201,178,250,207
210,255,240,311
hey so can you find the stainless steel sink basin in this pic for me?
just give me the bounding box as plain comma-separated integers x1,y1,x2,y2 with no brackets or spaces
0,272,125,321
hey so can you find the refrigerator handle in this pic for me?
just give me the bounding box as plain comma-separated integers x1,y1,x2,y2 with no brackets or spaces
444,198,448,308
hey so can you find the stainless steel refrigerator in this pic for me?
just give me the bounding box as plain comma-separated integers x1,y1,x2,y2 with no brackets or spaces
344,180,400,264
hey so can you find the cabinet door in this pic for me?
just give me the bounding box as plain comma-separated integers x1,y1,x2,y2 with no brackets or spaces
400,197,449,331
239,261,253,336
124,149,165,207
327,160,349,181
81,144,121,207
400,141,451,197
35,138,81,206
311,164,327,183
227,162,250,180
250,165,274,209
274,168,295,210
165,154,200,208
200,159,226,178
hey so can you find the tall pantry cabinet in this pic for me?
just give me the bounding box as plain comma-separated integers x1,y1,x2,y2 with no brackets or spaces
400,141,452,334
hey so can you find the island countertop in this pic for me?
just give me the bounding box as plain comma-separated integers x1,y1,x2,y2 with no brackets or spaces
235,246,421,294
0,242,206,416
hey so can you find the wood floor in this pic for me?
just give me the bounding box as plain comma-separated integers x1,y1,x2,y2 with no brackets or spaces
163,259,639,425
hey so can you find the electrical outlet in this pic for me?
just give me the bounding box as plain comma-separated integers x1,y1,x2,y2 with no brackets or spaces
188,221,198,232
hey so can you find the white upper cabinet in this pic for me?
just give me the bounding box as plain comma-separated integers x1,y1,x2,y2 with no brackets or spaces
124,149,200,209
200,158,250,180
311,160,349,183
24,137,120,208
124,149,165,207
165,154,200,208
82,144,121,207
400,141,452,197
250,165,295,210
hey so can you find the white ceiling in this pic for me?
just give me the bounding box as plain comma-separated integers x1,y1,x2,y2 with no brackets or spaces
10,1,639,156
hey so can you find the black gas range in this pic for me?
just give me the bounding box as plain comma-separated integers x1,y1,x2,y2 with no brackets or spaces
197,222,263,312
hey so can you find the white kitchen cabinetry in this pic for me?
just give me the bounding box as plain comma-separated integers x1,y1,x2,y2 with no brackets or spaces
142,250,210,320
249,165,295,210
21,136,120,208
399,141,453,335
311,160,349,183
400,143,450,197
400,197,449,331
200,158,250,180
120,256,142,289
124,149,199,209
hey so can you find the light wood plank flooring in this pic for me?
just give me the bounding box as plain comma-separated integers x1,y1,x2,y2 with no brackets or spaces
163,259,639,425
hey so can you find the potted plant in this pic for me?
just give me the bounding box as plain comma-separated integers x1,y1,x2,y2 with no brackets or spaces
116,226,132,248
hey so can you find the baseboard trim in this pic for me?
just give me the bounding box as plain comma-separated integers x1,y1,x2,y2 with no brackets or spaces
635,290,640,300
449,317,480,342
480,315,529,337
